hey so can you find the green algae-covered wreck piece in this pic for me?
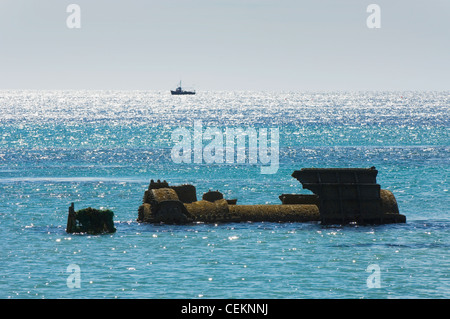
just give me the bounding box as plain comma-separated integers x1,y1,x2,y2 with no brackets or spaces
66,203,116,234
137,167,406,225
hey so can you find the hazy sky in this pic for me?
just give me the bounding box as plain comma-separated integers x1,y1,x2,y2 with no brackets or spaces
0,0,449,91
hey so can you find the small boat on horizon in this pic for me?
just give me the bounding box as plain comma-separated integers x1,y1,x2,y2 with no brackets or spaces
171,81,195,95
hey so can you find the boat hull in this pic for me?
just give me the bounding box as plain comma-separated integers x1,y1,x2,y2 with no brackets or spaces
171,91,195,95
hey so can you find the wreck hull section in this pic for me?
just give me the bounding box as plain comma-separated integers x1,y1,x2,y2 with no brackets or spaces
137,169,406,225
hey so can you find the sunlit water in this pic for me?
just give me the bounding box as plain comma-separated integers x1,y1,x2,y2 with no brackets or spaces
0,90,448,298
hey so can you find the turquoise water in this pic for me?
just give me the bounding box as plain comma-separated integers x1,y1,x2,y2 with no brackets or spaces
0,91,448,298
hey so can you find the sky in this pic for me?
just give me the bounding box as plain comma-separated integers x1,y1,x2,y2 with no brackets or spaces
0,0,449,91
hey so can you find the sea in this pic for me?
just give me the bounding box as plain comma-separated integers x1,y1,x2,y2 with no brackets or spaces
0,90,448,299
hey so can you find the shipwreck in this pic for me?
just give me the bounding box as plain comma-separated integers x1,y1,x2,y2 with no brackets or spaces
137,167,406,225
66,203,116,234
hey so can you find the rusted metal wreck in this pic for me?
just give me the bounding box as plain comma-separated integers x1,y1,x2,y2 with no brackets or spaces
137,167,406,225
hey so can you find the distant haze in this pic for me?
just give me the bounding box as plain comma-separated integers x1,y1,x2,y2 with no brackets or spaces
0,0,449,91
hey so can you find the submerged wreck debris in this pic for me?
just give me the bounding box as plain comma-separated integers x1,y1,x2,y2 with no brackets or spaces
66,203,116,234
291,167,406,225
137,168,406,225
